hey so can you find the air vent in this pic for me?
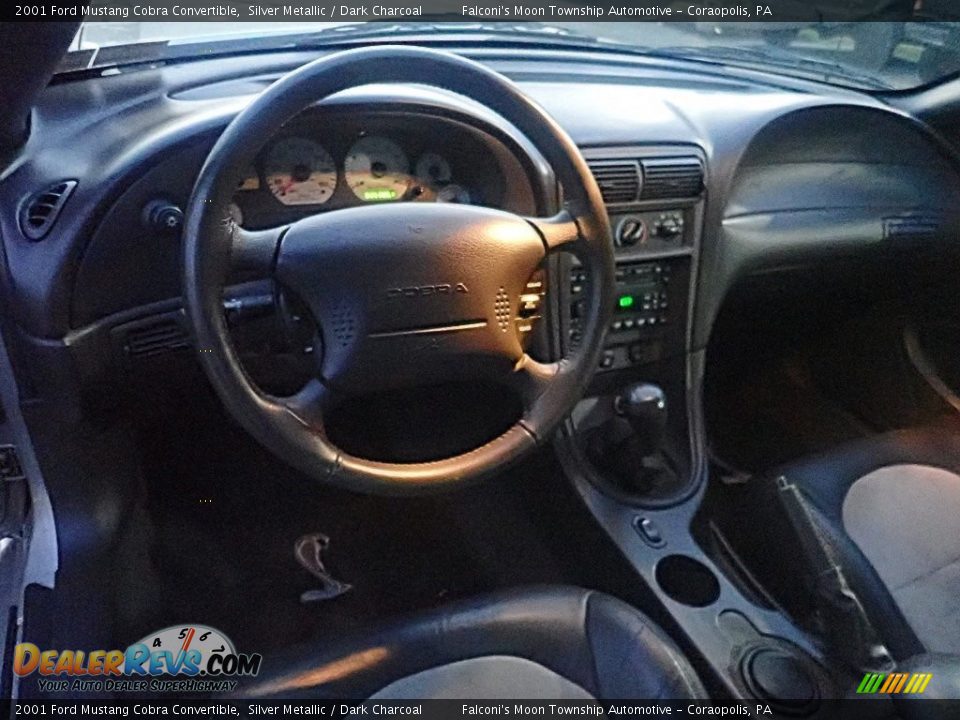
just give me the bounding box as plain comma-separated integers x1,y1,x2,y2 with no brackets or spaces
123,318,189,360
587,160,641,204
19,180,77,241
883,213,942,241
640,158,704,200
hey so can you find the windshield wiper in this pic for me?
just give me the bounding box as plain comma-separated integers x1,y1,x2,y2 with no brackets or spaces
644,44,892,90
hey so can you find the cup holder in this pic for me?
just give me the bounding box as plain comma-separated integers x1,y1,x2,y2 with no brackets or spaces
655,554,721,607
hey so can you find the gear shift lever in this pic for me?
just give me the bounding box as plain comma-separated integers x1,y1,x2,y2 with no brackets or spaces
586,382,676,497
614,383,667,458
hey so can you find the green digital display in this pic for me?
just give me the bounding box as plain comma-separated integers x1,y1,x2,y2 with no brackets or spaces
618,295,635,309
363,188,398,202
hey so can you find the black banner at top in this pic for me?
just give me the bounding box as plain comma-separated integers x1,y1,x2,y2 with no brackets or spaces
4,0,933,23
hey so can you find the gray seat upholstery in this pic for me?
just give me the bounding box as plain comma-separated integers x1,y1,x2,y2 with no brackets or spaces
369,656,597,700
777,426,960,658
842,464,960,654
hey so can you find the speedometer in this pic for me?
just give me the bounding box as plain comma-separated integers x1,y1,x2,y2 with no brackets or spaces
344,136,410,202
265,138,337,206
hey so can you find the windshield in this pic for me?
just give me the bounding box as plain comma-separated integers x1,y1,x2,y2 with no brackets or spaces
67,19,960,91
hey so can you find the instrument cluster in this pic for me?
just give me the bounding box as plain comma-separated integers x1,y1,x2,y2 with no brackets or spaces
231,112,508,229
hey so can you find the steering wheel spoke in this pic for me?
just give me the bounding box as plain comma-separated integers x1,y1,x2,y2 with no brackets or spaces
525,209,582,254
275,377,334,431
508,354,560,411
231,223,288,277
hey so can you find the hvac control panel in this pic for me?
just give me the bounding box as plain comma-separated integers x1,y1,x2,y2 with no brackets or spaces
611,210,688,251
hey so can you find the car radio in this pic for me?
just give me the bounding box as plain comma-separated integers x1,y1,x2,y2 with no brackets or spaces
568,257,688,371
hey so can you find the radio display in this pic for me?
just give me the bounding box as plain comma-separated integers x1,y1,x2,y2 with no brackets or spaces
615,277,662,313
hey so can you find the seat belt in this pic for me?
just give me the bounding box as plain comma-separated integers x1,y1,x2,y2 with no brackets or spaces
776,476,895,673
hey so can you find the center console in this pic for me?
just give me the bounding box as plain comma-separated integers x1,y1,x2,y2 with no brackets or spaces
557,147,845,709
557,147,703,504
562,148,701,381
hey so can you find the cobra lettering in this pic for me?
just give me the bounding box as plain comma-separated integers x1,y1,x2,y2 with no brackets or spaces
387,283,469,299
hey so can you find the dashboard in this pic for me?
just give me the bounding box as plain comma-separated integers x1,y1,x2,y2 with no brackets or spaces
60,108,537,326
2,45,960,411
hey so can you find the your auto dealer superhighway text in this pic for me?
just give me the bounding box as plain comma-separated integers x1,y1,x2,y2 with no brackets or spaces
21,704,423,716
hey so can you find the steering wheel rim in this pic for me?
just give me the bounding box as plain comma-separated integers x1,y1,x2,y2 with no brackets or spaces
183,46,614,495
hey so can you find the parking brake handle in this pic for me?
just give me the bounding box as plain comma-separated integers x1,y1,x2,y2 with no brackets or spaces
777,477,894,674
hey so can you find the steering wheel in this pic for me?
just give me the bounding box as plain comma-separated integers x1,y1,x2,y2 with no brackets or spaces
183,46,614,494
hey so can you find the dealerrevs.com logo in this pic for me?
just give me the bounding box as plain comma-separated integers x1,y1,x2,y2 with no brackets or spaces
14,625,262,694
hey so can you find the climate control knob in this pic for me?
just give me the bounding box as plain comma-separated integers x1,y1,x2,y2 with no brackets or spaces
617,217,647,246
653,213,684,239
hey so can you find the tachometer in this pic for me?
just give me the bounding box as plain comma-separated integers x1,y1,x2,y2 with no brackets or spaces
344,136,409,202
265,138,337,206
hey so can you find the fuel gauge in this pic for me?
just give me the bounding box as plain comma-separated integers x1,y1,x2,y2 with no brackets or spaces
436,184,472,204
416,152,453,186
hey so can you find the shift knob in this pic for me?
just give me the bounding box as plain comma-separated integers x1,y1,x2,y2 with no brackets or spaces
614,383,667,457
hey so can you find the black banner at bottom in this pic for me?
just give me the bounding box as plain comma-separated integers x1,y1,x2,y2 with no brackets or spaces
7,699,960,720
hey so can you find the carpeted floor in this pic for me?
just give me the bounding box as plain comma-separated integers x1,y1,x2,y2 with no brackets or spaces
125,386,642,657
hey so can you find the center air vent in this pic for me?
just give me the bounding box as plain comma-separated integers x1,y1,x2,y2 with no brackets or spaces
639,157,704,200
586,160,641,204
19,180,77,241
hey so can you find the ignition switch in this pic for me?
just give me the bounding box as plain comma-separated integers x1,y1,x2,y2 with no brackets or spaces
142,199,184,236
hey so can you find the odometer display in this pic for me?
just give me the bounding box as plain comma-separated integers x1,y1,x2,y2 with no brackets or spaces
362,188,399,202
